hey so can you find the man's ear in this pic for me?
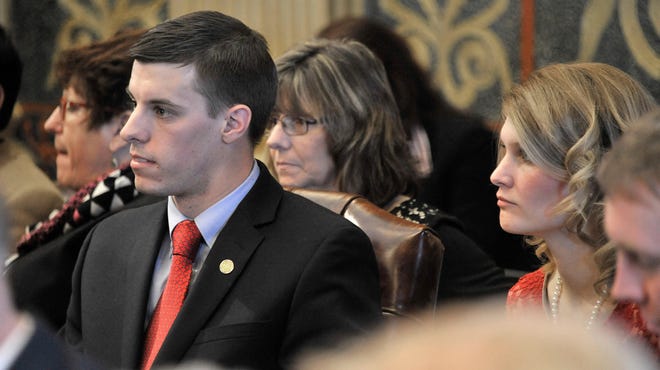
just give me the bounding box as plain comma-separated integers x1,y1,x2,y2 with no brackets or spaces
222,104,251,144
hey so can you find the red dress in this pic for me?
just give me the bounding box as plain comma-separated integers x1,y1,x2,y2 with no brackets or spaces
508,269,660,357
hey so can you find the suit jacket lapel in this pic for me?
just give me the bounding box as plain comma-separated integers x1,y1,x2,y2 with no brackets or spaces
154,163,283,365
121,202,169,367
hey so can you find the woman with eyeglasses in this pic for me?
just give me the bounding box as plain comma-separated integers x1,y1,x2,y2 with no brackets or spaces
267,38,516,303
5,28,161,330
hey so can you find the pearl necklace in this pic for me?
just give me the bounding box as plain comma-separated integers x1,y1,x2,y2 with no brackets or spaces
549,273,605,330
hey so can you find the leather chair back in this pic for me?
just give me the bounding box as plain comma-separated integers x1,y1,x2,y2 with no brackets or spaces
287,188,445,318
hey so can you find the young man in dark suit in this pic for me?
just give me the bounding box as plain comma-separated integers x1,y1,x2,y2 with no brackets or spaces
61,10,382,370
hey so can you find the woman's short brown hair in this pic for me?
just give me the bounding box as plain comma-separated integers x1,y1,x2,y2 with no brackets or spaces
54,28,145,129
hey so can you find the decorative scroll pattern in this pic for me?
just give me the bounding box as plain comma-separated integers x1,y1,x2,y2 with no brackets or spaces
48,0,167,87
380,0,513,111
578,0,660,78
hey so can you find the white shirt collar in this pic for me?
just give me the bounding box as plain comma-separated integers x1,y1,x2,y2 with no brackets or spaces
166,161,260,248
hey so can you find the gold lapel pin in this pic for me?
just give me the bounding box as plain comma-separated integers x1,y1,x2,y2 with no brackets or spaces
219,259,234,274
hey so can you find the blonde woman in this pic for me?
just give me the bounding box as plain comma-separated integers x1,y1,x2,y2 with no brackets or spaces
491,62,658,353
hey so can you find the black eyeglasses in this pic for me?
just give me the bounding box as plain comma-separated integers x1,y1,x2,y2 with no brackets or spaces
59,96,89,121
268,115,319,136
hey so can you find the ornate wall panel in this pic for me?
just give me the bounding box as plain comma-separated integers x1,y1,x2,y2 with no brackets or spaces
365,0,659,122
6,0,659,177
9,0,168,176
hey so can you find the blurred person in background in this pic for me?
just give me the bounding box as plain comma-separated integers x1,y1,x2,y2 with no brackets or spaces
597,109,660,335
0,25,63,250
294,301,657,370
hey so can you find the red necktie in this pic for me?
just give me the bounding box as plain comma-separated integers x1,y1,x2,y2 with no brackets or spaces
141,220,203,370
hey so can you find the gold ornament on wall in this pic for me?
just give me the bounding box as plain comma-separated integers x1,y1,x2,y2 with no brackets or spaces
380,0,513,110
578,0,660,78
48,0,167,87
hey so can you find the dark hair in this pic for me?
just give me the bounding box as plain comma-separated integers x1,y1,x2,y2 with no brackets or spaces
317,17,472,138
129,10,277,145
54,28,145,129
276,39,417,206
0,25,22,131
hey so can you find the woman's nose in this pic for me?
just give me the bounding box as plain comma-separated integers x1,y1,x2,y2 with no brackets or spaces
43,107,62,133
490,159,511,188
266,122,290,150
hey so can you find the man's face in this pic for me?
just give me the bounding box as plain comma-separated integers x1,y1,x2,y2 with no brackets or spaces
607,184,660,334
121,61,227,201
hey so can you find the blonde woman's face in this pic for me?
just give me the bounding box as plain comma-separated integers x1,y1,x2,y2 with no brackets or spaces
266,113,337,191
490,118,568,238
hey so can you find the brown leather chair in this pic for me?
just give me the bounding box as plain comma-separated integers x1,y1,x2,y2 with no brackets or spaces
286,187,445,318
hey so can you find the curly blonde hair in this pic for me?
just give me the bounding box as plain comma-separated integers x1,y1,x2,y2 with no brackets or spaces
597,108,660,201
501,62,657,294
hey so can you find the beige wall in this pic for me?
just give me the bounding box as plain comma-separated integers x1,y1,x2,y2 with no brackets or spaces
0,0,9,28
169,0,365,58
168,0,365,167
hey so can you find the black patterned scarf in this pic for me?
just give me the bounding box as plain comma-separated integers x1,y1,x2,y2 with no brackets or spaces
16,165,138,255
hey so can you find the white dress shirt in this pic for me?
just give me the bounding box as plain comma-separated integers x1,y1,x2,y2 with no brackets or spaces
146,162,260,318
